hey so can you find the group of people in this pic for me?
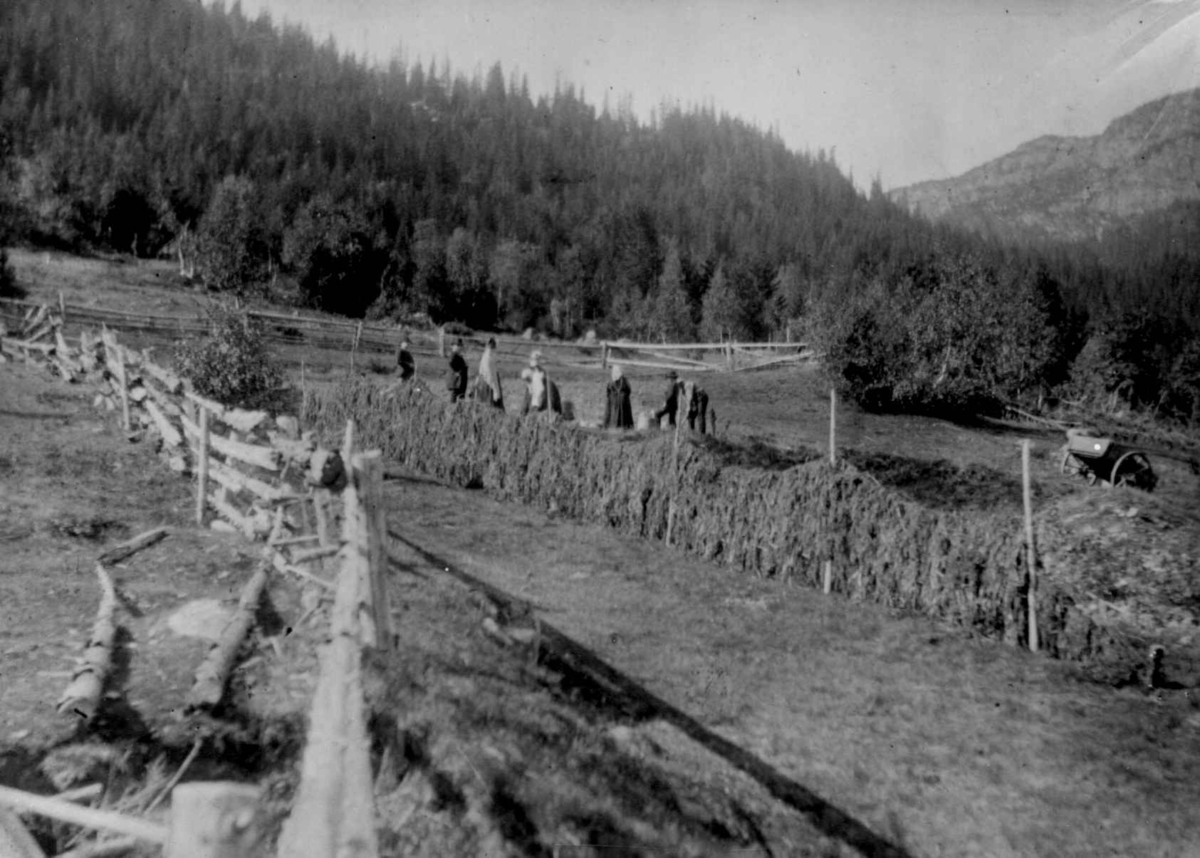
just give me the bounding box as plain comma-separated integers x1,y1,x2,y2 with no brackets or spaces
605,367,708,432
396,334,707,431
437,336,561,416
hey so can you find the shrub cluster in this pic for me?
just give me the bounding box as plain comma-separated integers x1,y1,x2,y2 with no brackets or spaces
175,306,285,410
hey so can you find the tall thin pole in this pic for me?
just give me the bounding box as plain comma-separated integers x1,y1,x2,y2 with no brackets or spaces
828,388,837,465
1022,439,1038,652
196,408,210,525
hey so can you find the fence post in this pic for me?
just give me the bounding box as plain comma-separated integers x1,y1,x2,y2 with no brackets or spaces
116,346,131,433
828,388,837,466
58,291,66,325
195,408,210,525
355,450,392,650
602,342,609,371
1023,439,1038,652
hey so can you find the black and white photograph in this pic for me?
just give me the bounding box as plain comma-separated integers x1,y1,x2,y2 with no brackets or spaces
1,0,1198,854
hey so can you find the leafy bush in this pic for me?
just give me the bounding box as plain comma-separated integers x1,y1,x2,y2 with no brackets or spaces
175,306,285,409
811,253,1068,414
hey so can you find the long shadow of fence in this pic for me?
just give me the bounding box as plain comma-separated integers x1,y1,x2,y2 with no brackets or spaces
388,528,913,858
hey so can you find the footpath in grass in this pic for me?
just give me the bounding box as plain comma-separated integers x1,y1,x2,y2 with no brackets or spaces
384,469,1200,858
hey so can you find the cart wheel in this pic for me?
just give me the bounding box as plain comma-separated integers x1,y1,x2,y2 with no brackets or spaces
1112,451,1155,491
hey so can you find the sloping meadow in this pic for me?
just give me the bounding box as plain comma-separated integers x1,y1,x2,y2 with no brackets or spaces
304,380,1197,679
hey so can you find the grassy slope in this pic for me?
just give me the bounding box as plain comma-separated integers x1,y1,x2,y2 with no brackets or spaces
6,248,1200,855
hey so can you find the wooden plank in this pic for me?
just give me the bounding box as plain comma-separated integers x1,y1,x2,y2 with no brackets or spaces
144,400,184,448
140,358,183,394
184,390,226,419
208,491,269,539
0,784,168,846
208,458,284,502
181,413,282,471
269,550,335,591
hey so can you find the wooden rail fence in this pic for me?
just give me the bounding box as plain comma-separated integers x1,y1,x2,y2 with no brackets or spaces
0,302,388,856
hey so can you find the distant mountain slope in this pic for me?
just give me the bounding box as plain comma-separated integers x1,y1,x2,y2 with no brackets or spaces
891,88,1200,246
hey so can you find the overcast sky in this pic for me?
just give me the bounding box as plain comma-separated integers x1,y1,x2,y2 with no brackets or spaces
233,0,1200,189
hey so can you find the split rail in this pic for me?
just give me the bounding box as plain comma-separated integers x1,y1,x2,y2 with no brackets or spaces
0,304,390,856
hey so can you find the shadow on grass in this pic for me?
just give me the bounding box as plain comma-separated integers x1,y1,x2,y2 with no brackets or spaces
390,529,913,858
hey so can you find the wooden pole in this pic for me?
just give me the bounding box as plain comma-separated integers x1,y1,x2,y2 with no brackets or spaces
829,388,837,465
1023,439,1038,653
0,784,168,845
58,291,66,325
602,343,609,370
357,451,392,651
823,559,832,594
116,347,131,432
188,564,271,707
196,408,210,525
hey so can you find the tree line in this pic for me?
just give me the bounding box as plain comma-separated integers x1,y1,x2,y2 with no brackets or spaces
0,0,1196,425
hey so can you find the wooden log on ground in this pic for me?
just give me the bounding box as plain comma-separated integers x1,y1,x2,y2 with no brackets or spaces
56,564,117,721
0,785,168,847
144,400,184,448
180,413,281,471
98,527,168,565
188,564,270,707
207,458,283,503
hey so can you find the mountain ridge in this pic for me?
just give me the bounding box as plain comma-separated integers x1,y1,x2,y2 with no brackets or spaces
891,87,1200,246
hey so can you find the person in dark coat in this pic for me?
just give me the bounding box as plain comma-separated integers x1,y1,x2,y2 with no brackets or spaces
395,338,415,380
684,381,710,433
653,370,682,427
604,364,634,429
446,338,468,402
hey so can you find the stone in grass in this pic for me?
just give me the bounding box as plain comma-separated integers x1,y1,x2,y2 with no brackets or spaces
210,520,238,534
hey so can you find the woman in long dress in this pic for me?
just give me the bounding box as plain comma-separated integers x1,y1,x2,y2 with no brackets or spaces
604,364,634,429
474,337,505,409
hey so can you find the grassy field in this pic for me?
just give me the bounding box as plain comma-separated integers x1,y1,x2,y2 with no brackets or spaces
4,248,1200,855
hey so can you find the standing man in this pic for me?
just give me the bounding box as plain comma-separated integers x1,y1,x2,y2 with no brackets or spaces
395,336,415,381
446,337,468,402
653,370,682,427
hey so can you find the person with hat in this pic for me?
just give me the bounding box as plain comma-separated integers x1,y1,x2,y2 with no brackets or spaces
604,364,634,429
395,336,415,381
445,337,469,402
653,370,683,427
473,337,505,409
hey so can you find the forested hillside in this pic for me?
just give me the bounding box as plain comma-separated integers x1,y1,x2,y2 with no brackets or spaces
1,0,1197,424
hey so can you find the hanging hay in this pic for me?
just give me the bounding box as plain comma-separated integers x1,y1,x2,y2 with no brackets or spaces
302,379,1178,675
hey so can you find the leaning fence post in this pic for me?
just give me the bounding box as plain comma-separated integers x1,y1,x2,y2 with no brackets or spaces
195,408,210,525
1022,439,1038,652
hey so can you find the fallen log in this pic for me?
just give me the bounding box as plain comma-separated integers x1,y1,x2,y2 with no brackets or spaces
290,545,339,564
188,564,271,708
98,527,167,566
56,564,117,721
